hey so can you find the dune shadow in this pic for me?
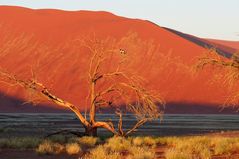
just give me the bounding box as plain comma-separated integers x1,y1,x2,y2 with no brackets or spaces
0,92,69,113
162,27,236,58
165,102,239,114
1,92,238,114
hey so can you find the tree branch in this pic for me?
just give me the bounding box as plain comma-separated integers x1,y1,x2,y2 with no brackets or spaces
0,69,90,127
124,118,148,136
93,121,118,135
116,110,124,136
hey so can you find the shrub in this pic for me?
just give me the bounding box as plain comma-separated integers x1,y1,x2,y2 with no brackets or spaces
36,140,64,155
76,136,99,147
164,136,212,159
84,136,157,159
132,137,144,146
66,143,81,155
85,145,121,159
165,149,192,159
127,146,155,159
156,137,179,145
105,136,131,152
132,136,156,147
212,138,234,155
142,136,157,147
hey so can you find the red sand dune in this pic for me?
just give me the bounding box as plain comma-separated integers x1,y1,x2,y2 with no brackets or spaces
0,6,238,113
163,27,237,57
206,39,239,51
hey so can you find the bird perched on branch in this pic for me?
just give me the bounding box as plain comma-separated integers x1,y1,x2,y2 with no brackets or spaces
119,49,126,55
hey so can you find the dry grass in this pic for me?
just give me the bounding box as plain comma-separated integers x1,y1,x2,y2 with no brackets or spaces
85,136,155,159
36,140,64,155
132,137,144,146
1,135,239,158
76,136,99,147
105,136,132,152
165,149,192,159
164,136,211,159
36,136,98,155
212,137,239,155
0,137,41,149
84,145,121,159
163,136,239,159
127,146,156,159
66,143,81,155
132,136,157,147
84,136,155,159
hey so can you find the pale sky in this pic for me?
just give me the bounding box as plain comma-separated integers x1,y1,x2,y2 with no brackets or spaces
0,0,238,41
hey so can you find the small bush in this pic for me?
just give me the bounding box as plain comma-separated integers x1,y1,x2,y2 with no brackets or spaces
132,136,156,147
127,146,155,159
76,136,99,147
156,137,178,145
36,140,64,155
165,149,192,159
164,136,211,159
85,145,121,159
105,136,131,152
142,136,157,147
132,137,144,146
212,138,234,155
66,143,81,155
84,136,156,159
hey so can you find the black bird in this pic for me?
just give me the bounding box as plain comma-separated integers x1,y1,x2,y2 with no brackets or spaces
119,49,126,55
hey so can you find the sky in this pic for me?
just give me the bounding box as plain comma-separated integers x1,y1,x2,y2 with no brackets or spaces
0,0,238,41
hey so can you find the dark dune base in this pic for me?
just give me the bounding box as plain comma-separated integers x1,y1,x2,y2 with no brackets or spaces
1,92,239,114
165,102,239,114
0,92,69,113
0,113,239,138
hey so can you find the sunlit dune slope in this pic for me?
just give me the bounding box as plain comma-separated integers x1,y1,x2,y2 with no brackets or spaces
0,6,237,113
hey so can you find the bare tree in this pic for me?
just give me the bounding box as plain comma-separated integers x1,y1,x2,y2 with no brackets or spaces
195,48,239,109
0,33,164,136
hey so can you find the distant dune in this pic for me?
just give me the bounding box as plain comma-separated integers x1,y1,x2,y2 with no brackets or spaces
0,6,238,113
163,27,237,57
206,39,239,51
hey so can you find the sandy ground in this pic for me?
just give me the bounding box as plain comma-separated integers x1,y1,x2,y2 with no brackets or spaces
1,147,239,159
0,150,79,159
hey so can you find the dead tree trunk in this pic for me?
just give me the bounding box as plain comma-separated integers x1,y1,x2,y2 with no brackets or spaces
84,126,98,137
